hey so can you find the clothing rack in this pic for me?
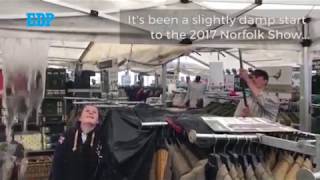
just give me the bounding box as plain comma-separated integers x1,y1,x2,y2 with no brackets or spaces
189,129,320,178
313,104,320,108
298,169,320,180
295,135,320,180
140,120,320,179
141,122,168,127
72,101,145,105
63,96,103,100
188,130,259,144
188,130,317,156
73,101,107,105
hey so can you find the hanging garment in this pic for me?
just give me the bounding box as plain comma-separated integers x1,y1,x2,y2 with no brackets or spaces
180,159,208,180
302,158,313,170
216,164,232,180
285,156,304,180
149,148,170,180
245,165,257,180
254,162,274,180
272,153,294,180
163,145,174,180
229,163,240,180
262,161,273,178
236,164,245,180
156,149,169,180
265,150,276,171
101,106,160,180
175,114,213,134
205,162,218,180
149,153,157,180
179,144,199,168
169,144,192,180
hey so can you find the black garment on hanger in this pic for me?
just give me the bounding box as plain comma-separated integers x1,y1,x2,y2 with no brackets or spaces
100,105,161,180
174,114,213,134
205,154,220,180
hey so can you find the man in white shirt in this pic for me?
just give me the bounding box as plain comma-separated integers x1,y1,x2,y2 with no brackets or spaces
184,76,206,108
234,69,280,121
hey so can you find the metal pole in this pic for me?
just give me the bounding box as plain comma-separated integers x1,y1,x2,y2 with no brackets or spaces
162,63,167,106
141,122,168,127
223,50,256,68
300,18,312,132
188,130,259,144
239,49,248,107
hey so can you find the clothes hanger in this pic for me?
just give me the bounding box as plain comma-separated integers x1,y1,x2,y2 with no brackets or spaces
254,141,263,163
291,132,300,158
209,136,221,168
238,136,249,173
163,126,172,145
228,136,239,165
241,136,248,155
220,136,231,171
247,138,259,166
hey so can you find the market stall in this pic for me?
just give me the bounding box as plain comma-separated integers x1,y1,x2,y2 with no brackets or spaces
0,0,320,180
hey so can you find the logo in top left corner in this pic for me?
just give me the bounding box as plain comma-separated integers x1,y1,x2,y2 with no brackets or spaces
26,12,55,27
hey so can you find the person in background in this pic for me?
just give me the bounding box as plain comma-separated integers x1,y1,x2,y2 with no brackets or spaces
184,75,206,108
51,105,105,180
234,69,280,121
186,76,191,84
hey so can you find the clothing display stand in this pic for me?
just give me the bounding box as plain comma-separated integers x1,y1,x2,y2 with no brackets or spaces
188,130,259,144
298,169,320,180
72,100,144,105
296,135,320,180
188,129,320,180
71,99,144,109
141,120,320,180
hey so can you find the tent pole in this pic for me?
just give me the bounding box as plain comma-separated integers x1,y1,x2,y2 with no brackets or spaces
188,55,210,67
299,18,312,132
162,63,167,107
239,49,248,107
223,50,256,68
197,0,320,6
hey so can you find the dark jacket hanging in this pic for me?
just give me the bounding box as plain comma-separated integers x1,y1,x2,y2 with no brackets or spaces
101,105,163,180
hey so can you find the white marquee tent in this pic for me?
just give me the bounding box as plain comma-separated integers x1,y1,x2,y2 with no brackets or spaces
0,0,319,131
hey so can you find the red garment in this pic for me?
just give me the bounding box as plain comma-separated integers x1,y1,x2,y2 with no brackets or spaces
0,70,3,91
13,73,28,91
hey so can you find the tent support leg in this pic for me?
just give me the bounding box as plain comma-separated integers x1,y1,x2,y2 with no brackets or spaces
162,63,167,107
299,18,312,132
300,46,312,131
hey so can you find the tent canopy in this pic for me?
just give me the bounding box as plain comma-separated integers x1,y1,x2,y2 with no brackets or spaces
0,0,319,70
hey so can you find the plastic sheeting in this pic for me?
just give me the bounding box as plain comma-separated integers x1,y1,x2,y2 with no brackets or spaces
0,38,48,142
101,104,176,180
